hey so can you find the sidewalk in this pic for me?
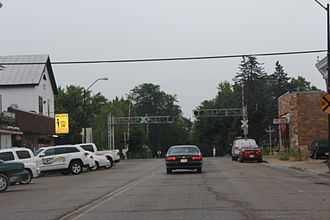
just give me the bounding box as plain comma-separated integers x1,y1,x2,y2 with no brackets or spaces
264,158,330,176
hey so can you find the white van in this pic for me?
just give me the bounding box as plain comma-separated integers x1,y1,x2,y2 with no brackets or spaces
231,139,257,161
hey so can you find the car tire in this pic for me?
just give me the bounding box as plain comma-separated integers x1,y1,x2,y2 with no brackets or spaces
19,169,32,185
60,169,70,175
166,168,172,174
104,162,111,169
107,157,114,168
90,162,99,171
197,168,202,173
231,156,235,161
257,159,262,163
313,153,318,159
235,156,238,161
238,157,243,163
0,174,9,192
69,161,82,175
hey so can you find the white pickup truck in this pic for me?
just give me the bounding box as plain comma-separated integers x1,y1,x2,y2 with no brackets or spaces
76,143,120,168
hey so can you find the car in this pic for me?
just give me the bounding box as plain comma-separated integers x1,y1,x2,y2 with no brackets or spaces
165,145,203,174
0,148,40,184
0,159,29,192
231,138,257,161
34,145,95,175
309,139,329,159
238,146,262,163
89,152,111,171
76,143,120,167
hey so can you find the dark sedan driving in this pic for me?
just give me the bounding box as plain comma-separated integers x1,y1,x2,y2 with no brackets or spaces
165,145,203,174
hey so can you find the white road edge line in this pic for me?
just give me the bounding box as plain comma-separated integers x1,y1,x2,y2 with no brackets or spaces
58,170,160,220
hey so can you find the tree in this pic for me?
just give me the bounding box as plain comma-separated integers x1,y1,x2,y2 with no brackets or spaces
289,76,319,92
129,83,191,156
54,85,108,145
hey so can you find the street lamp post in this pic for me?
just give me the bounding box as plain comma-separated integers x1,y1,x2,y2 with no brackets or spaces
83,77,108,143
315,0,330,159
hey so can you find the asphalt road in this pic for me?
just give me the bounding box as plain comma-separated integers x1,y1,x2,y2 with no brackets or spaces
1,158,330,220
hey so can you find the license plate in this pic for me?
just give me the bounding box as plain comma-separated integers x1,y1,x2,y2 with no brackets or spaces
249,155,255,158
180,159,188,163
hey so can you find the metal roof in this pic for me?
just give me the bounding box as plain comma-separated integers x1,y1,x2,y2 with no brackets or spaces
0,54,58,94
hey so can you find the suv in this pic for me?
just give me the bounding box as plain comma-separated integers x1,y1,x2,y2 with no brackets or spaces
0,148,40,184
309,139,329,159
231,138,258,161
34,145,95,175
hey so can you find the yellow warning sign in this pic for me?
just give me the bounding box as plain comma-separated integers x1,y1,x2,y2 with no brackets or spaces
320,94,330,114
55,114,69,134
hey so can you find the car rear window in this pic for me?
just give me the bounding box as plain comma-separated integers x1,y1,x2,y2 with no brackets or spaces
169,147,199,154
16,150,31,159
0,152,15,161
242,146,259,150
81,145,94,152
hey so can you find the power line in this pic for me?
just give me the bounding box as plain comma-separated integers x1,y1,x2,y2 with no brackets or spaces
0,49,326,65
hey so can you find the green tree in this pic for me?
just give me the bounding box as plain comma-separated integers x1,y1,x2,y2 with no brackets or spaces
55,85,108,145
129,83,191,156
289,76,319,92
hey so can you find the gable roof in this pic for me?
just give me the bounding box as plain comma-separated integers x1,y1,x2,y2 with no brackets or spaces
0,54,58,94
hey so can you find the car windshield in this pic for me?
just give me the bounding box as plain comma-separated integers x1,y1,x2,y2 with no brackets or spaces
242,146,259,150
169,147,199,154
34,148,44,156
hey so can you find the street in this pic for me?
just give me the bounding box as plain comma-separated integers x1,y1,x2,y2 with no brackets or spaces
1,158,330,220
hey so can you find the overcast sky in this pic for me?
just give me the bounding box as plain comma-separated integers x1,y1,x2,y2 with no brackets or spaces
0,0,328,118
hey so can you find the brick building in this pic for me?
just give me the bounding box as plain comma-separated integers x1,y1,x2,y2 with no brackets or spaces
278,91,327,151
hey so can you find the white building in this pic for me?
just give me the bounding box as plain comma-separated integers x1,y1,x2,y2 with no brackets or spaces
0,54,58,149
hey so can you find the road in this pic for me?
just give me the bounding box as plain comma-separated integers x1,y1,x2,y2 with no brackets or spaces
1,158,330,220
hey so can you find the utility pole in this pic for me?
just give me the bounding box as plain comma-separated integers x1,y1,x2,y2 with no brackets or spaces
241,82,248,139
265,125,275,155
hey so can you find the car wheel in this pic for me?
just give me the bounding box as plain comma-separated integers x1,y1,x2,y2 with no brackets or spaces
19,169,32,185
90,162,99,171
257,159,262,163
231,156,235,161
107,157,114,168
166,168,172,174
235,156,239,161
197,168,202,173
313,153,318,159
104,162,111,169
238,157,243,163
70,161,82,175
0,174,9,192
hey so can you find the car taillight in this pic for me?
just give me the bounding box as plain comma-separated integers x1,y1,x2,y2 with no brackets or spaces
192,156,202,160
117,152,121,156
234,147,239,150
166,157,176,161
256,150,261,154
89,156,94,159
84,152,89,156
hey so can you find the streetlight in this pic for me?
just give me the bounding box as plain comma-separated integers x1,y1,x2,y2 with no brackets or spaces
315,0,330,159
83,77,108,143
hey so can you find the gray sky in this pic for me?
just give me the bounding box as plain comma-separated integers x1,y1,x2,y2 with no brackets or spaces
0,0,328,118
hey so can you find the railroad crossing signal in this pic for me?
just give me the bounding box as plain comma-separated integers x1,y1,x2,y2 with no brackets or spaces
241,120,248,128
320,94,330,114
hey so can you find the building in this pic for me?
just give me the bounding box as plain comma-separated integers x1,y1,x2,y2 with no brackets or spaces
277,91,327,151
0,54,58,149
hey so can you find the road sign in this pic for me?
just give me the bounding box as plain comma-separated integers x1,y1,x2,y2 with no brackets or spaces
55,114,69,134
320,94,330,114
273,118,288,124
241,120,248,128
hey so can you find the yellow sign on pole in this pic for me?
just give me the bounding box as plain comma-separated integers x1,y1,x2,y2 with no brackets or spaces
320,94,330,114
55,114,69,134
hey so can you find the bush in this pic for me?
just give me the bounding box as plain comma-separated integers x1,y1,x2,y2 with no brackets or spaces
276,149,309,161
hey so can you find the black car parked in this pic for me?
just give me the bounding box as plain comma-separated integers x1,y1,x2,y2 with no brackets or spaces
0,159,29,192
309,139,329,159
165,145,203,174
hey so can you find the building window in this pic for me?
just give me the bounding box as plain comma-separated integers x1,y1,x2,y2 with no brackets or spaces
47,99,50,117
39,96,43,114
